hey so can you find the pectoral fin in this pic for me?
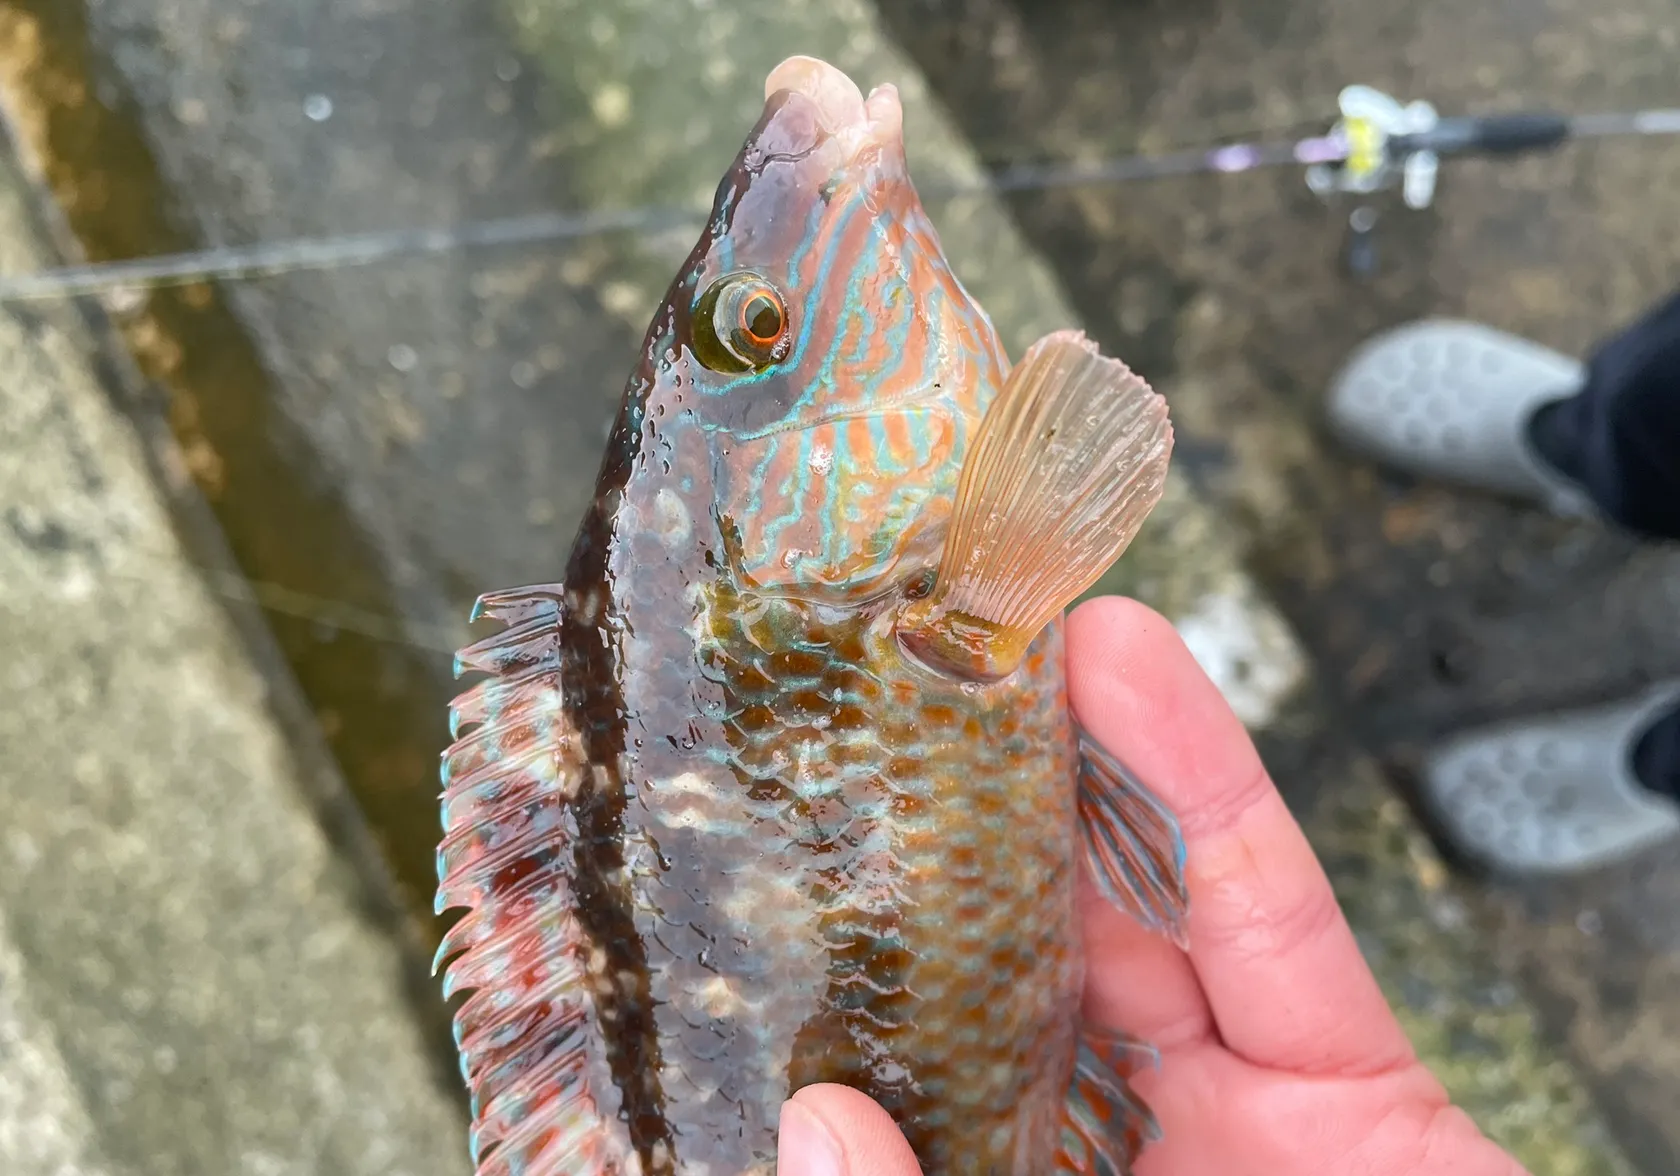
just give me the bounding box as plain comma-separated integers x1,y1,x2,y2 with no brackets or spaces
1055,1024,1164,1175
897,330,1171,682
1078,729,1190,949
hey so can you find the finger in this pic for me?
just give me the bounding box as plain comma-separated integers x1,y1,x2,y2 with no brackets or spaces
1132,1045,1527,1176
1066,597,1416,1079
778,1085,923,1175
1077,865,1213,1051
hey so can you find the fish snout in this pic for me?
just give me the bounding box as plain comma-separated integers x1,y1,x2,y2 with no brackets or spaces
764,55,904,164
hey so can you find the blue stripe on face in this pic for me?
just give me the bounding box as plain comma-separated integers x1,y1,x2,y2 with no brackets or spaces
756,427,817,557
819,430,843,559
908,404,933,468
739,424,786,521
842,227,890,369
805,203,890,417
785,197,828,290
866,412,892,474
696,194,862,404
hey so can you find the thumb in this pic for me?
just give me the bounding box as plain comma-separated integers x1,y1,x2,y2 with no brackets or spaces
776,1084,924,1175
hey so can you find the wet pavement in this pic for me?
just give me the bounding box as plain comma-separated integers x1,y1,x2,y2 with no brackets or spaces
0,137,469,1176
0,0,657,948
0,0,1674,1170
875,0,1680,1168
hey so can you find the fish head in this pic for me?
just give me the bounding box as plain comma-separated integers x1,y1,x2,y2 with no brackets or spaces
657,56,1009,603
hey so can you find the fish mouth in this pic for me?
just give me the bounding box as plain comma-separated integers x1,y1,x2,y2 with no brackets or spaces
763,56,904,166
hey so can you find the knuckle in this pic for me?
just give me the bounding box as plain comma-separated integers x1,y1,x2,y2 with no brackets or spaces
1180,760,1275,843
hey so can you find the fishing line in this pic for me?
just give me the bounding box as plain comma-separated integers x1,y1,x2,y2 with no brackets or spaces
0,148,1330,303
9,92,1677,648
11,546,464,654
2,95,1674,304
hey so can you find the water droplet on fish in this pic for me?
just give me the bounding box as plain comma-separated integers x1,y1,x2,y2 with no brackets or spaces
782,548,803,568
960,682,979,696
303,94,334,122
808,445,834,475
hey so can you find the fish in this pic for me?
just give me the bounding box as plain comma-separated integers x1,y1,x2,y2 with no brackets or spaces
434,54,1189,1176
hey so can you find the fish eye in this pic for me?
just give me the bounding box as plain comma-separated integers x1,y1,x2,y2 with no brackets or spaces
692,272,791,372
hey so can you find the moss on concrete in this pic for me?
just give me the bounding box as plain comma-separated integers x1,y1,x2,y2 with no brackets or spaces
0,160,470,1175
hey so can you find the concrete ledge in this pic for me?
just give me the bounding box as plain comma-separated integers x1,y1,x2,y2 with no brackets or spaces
0,165,469,1175
0,910,112,1175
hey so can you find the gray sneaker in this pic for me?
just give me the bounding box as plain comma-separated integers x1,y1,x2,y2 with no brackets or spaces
1327,319,1597,518
1419,682,1680,874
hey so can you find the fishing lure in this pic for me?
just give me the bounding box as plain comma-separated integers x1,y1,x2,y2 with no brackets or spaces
436,54,1188,1176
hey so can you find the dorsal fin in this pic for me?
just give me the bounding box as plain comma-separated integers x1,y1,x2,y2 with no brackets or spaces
436,583,628,1176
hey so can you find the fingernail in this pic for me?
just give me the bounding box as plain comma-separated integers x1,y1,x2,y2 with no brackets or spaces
777,1098,844,1176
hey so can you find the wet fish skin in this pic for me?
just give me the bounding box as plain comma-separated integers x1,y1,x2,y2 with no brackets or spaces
436,55,1185,1176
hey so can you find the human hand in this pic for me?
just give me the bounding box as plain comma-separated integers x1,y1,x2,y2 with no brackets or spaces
776,597,1531,1175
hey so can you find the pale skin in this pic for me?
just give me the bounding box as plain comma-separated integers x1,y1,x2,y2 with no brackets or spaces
776,596,1533,1176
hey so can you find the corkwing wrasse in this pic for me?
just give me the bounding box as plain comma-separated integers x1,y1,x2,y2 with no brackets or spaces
437,55,1189,1176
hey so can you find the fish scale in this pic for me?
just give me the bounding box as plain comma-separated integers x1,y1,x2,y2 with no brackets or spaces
436,55,1187,1176
705,593,1081,1171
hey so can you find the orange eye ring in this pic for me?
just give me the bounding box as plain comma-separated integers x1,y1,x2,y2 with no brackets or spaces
738,292,785,348
693,272,791,372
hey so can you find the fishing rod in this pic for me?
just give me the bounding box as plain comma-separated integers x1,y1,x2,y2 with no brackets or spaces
1301,86,1680,274
1,85,1677,303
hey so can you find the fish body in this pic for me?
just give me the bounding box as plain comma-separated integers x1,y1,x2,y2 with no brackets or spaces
437,57,1187,1176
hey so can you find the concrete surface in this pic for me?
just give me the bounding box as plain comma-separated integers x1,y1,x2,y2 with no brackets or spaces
0,910,113,1176
0,154,469,1173
873,0,1680,1169
0,0,1654,1171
